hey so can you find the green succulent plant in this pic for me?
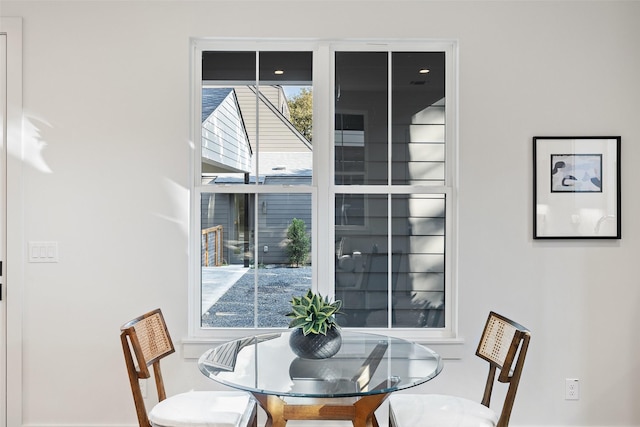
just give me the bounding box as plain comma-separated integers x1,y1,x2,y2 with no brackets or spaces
286,289,343,335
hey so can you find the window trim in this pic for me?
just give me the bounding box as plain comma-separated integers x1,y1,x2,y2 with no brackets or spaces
188,38,459,343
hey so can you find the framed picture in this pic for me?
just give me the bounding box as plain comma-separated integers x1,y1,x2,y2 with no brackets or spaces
533,136,621,239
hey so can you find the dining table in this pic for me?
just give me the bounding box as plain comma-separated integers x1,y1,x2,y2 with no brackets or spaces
198,330,442,427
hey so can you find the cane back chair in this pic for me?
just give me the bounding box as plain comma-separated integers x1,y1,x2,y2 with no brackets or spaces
389,311,531,427
120,309,257,427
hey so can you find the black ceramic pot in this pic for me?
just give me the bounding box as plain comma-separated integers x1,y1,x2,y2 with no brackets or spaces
289,327,342,359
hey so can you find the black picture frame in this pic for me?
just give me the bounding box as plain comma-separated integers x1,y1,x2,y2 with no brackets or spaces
533,136,621,239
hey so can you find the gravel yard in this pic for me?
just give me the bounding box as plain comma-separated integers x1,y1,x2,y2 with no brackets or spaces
202,266,312,328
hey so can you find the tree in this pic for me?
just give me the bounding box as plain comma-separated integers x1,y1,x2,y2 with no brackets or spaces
287,88,313,142
286,218,311,267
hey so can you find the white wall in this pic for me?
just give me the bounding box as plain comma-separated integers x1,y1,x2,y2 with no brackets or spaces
1,1,640,426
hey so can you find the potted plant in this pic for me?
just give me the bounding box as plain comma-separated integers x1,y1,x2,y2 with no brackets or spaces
286,289,343,359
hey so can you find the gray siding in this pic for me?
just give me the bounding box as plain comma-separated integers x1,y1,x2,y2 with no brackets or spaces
202,191,313,266
259,192,312,265
335,194,445,328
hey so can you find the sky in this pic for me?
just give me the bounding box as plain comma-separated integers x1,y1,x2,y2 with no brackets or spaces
283,85,310,99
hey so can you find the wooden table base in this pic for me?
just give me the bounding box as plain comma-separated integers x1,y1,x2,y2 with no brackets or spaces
253,392,390,427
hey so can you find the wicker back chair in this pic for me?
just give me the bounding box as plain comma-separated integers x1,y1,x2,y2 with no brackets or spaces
389,311,531,427
120,309,257,427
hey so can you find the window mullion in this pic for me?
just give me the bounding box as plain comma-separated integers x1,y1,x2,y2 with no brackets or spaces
315,43,333,298
253,51,259,328
387,51,393,328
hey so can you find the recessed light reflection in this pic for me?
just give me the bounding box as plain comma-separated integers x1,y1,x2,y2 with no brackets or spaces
419,69,430,74
274,70,284,75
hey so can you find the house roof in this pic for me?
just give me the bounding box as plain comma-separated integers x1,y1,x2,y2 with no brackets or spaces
202,87,234,123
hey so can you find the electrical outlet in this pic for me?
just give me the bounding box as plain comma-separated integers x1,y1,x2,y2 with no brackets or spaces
565,378,579,400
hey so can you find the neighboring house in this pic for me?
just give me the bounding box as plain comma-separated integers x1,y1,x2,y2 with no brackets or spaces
201,87,252,175
201,85,312,266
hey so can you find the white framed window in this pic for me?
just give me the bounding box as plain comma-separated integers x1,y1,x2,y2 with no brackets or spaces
189,39,458,342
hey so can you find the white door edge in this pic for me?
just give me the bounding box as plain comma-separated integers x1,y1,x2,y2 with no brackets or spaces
0,16,23,427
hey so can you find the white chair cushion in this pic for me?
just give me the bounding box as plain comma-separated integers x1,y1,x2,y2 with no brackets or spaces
149,391,253,427
389,393,499,427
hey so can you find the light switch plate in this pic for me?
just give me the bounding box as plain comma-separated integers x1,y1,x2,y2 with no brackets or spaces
28,241,59,263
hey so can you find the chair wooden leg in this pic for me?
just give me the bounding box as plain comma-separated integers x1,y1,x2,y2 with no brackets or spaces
250,402,258,427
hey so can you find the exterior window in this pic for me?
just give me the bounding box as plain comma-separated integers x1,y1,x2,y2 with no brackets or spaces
334,51,447,328
198,49,313,329
191,41,456,339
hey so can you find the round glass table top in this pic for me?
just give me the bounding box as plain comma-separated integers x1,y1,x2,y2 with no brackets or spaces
198,330,442,398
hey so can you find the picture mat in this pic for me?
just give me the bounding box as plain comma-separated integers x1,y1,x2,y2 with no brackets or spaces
534,137,619,238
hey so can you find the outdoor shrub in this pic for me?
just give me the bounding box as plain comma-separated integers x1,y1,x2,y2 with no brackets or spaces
286,218,310,267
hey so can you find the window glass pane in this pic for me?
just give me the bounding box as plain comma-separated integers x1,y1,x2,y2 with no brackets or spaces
202,263,313,328
335,52,388,185
201,192,253,267
201,51,313,186
202,51,256,81
335,194,389,327
392,52,446,185
259,51,313,82
335,192,365,227
257,52,313,182
201,86,253,184
391,194,445,328
201,192,312,328
200,50,314,330
255,84,313,182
